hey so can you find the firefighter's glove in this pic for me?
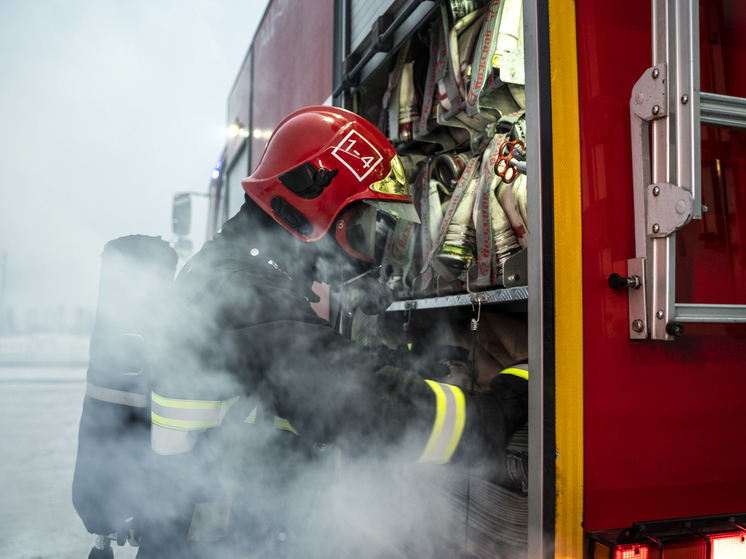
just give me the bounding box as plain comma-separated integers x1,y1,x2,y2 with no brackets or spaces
350,277,395,316
376,344,452,380
458,373,528,464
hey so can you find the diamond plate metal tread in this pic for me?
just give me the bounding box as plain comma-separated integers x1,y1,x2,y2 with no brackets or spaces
385,287,529,312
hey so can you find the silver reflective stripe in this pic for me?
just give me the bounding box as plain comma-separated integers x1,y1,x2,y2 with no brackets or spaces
86,382,148,408
150,393,239,455
150,393,239,431
150,400,233,423
434,385,457,460
151,423,201,456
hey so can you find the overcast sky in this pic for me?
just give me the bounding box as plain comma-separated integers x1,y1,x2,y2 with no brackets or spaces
0,0,267,321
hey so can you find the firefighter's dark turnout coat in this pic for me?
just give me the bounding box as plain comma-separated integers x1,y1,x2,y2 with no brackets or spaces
137,205,528,558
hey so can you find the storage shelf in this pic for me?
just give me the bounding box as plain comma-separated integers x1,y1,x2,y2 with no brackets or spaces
385,286,528,312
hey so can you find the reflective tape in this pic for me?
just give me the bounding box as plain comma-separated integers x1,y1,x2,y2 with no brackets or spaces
419,381,466,464
273,416,299,436
501,364,529,380
151,392,239,431
150,392,239,455
244,407,257,424
86,382,148,408
243,408,298,435
152,423,200,455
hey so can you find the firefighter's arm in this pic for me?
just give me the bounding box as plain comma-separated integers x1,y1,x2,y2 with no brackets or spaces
238,320,528,466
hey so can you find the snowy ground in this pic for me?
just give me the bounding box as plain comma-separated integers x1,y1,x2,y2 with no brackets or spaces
0,366,138,559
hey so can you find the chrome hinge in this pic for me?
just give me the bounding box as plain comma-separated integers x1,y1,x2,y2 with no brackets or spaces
646,182,693,238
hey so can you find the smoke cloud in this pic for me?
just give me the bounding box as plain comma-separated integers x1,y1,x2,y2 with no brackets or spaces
68,205,528,559
0,2,530,556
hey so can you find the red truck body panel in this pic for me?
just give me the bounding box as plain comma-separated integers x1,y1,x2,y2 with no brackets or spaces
250,0,335,173
577,0,746,531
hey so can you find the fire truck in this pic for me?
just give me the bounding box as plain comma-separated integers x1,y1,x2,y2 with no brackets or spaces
173,0,746,557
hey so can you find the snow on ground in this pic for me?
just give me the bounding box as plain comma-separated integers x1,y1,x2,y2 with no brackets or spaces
0,366,138,559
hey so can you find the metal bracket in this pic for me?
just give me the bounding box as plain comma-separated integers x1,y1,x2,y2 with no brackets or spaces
631,63,667,122
630,64,668,258
503,247,528,287
470,292,489,303
646,182,693,237
627,257,648,339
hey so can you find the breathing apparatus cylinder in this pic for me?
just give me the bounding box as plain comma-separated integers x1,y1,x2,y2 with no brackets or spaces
73,236,177,540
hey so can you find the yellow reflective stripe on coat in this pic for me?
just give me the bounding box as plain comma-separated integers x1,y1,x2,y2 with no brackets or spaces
244,407,257,424
501,364,529,380
418,380,466,464
273,416,299,436
151,392,239,431
243,408,298,435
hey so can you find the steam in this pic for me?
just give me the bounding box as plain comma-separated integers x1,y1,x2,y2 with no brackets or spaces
0,2,267,557
0,3,530,556
64,209,529,558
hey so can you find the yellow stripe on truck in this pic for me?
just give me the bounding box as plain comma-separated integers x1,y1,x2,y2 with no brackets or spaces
549,0,585,555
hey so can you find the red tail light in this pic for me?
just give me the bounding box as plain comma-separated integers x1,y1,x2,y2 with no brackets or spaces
601,534,746,559
710,533,746,559
614,544,651,559
591,522,746,559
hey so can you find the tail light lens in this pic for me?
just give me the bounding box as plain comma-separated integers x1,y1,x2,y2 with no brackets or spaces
710,533,746,559
592,531,746,559
614,544,652,559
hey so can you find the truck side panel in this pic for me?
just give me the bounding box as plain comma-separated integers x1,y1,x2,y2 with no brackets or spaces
577,0,746,532
250,0,335,172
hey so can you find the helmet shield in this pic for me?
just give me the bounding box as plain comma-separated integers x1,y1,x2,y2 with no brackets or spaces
335,204,377,263
369,155,410,196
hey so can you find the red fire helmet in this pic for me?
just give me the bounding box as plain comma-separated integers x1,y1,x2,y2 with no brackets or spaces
241,106,419,250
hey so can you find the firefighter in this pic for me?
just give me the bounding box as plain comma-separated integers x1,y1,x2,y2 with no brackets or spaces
137,106,528,558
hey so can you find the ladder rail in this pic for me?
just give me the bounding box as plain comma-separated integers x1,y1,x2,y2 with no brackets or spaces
700,91,746,131
675,303,746,323
626,0,746,339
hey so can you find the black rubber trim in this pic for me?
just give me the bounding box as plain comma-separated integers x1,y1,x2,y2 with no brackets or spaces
537,0,557,554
